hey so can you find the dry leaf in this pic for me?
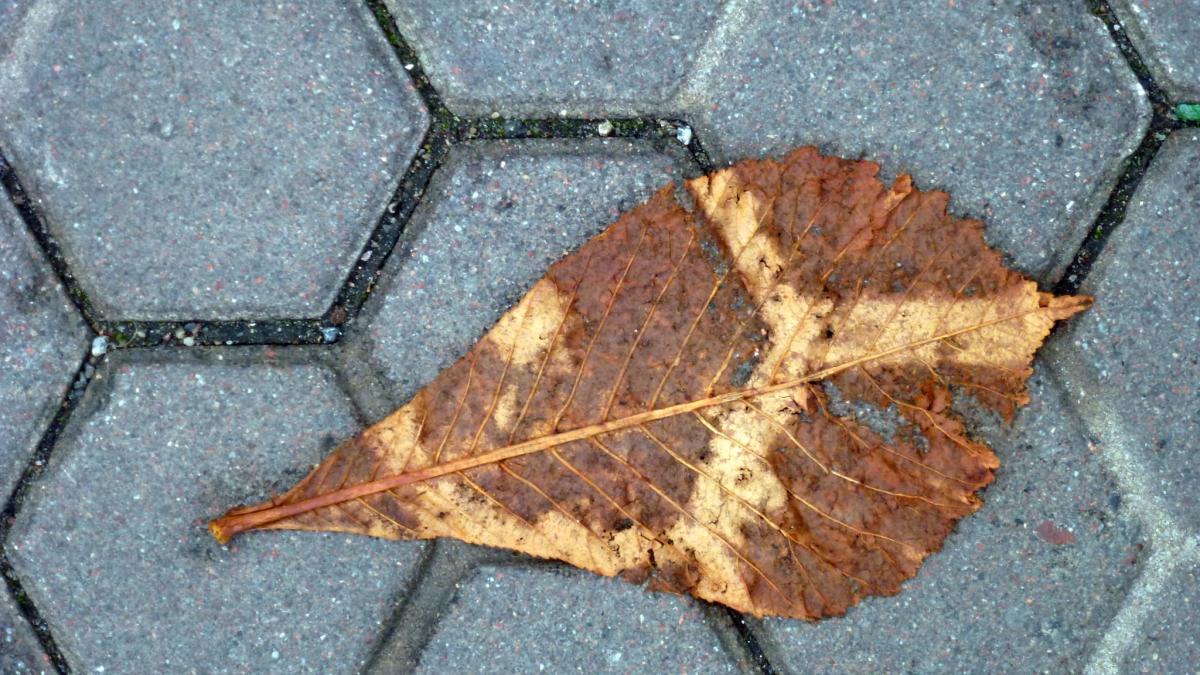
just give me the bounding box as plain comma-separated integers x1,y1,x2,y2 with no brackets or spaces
210,148,1090,619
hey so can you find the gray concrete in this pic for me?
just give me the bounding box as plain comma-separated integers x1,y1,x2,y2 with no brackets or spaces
0,1,32,49
680,0,1149,283
366,539,530,674
1064,130,1200,530
3,1,1199,671
416,564,737,674
6,352,424,673
761,373,1143,674
0,0,427,320
384,0,720,117
1119,561,1200,674
1,589,48,674
1112,0,1200,101
361,139,691,403
0,196,87,502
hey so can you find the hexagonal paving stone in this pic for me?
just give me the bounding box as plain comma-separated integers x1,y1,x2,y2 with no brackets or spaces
1,589,49,675
0,0,427,319
1112,0,1200,101
0,195,87,502
383,0,721,116
682,0,1149,282
6,352,423,673
761,373,1143,674
416,565,737,673
1120,561,1200,674
1063,129,1200,529
363,139,690,401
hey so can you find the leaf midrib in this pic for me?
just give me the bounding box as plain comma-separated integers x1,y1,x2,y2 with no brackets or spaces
208,308,1041,543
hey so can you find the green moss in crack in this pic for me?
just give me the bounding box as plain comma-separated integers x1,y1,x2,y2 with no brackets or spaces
1177,103,1200,123
367,1,402,47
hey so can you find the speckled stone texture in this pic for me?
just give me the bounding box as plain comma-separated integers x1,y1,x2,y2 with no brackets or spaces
0,0,427,319
1120,562,1200,674
1066,130,1200,529
415,565,736,674
1112,0,1200,100
0,590,48,675
382,0,720,116
362,139,689,400
5,353,424,673
760,373,1143,674
0,196,87,502
682,0,1149,282
0,0,31,43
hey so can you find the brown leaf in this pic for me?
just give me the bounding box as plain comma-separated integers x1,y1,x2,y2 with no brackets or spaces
209,148,1090,619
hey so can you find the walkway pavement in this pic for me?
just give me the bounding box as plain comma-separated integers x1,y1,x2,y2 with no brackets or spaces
1,1,1197,673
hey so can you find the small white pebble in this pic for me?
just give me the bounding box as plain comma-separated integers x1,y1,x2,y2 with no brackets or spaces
91,336,108,356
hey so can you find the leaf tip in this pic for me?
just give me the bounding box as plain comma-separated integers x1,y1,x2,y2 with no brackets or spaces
1039,292,1093,320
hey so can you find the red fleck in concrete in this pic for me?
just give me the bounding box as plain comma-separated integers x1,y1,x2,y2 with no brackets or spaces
1036,520,1077,546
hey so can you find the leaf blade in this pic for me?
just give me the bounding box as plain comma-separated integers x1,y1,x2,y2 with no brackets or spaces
210,148,1090,618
